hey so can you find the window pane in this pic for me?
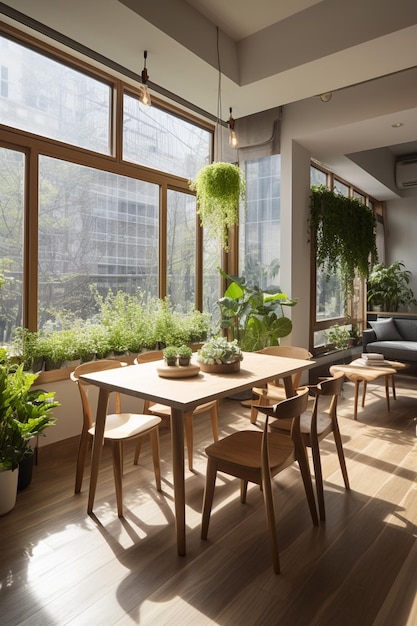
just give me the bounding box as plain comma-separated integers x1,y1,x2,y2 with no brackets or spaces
123,94,211,178
0,35,111,153
166,190,196,307
310,166,327,187
202,235,221,321
0,146,24,342
240,155,281,286
38,157,159,328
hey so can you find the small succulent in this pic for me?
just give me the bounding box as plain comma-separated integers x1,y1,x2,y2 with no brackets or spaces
196,337,243,365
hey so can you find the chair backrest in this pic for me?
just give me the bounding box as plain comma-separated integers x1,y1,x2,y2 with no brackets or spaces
135,350,163,364
311,371,345,423
259,387,310,466
257,346,312,388
71,360,126,428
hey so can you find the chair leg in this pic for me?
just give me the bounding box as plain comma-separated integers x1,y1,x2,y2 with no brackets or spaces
332,425,350,491
310,439,326,522
133,438,142,465
149,429,162,491
296,442,319,526
75,430,89,493
262,467,280,574
112,441,124,517
184,412,194,471
201,458,217,539
250,393,267,424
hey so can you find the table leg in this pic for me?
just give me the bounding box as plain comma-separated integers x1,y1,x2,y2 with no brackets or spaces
361,380,368,408
353,380,360,420
384,375,391,412
87,388,110,514
283,375,296,398
391,374,396,400
171,407,186,556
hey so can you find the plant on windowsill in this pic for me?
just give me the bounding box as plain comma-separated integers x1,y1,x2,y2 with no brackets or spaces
324,325,350,351
309,185,378,294
217,268,297,351
366,261,417,312
189,162,246,252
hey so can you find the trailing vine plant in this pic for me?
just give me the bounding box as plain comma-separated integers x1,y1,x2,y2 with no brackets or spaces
309,185,378,292
189,162,246,251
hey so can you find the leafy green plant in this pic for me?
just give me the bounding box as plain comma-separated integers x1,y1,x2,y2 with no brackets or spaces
189,162,246,251
0,363,59,470
367,261,417,311
196,337,243,365
163,346,178,365
310,185,378,292
217,268,297,351
325,324,350,350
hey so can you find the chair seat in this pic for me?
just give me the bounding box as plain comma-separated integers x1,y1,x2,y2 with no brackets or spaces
148,400,216,417
89,413,161,440
206,430,295,473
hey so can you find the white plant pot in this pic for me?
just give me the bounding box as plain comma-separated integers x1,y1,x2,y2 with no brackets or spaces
0,468,19,515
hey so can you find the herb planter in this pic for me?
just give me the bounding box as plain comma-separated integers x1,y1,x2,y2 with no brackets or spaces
199,361,241,374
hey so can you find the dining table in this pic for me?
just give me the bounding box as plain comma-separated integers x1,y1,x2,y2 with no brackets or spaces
80,350,315,555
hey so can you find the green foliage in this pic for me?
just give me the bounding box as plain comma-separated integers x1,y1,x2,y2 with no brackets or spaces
325,324,350,350
177,345,192,359
217,268,297,351
367,261,417,311
12,290,211,369
163,346,179,359
189,162,246,251
0,363,59,470
310,185,378,291
196,337,243,365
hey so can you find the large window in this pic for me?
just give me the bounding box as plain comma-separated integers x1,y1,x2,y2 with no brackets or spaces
0,146,24,342
0,27,214,341
240,155,281,286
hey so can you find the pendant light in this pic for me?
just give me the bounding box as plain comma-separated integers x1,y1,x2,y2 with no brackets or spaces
139,50,151,106
228,107,238,147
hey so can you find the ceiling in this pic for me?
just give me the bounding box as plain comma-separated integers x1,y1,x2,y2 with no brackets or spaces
2,0,417,199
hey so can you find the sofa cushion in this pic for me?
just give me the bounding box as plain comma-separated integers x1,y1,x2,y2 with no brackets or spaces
393,318,417,342
369,317,402,341
367,341,417,363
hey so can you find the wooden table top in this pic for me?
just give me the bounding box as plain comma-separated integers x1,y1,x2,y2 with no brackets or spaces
80,351,315,412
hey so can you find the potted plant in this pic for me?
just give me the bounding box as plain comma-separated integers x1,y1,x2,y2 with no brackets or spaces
163,346,178,366
189,162,246,251
324,324,350,351
310,185,378,292
217,268,297,351
177,345,192,366
367,261,417,311
196,337,243,373
0,359,59,512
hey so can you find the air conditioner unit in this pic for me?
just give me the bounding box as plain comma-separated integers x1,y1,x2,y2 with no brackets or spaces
395,155,417,189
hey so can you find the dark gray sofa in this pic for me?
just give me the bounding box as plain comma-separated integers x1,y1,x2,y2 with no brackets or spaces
362,315,417,364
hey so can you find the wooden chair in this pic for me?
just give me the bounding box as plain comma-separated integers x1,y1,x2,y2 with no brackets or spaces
134,350,219,471
201,387,318,574
71,360,162,517
250,346,313,424
300,371,350,521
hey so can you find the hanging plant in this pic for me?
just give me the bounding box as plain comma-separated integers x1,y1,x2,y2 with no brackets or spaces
189,162,246,251
309,185,378,290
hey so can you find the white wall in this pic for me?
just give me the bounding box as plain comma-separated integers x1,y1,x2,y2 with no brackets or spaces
385,195,417,312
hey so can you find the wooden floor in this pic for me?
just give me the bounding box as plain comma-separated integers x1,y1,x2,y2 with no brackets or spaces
2,374,417,625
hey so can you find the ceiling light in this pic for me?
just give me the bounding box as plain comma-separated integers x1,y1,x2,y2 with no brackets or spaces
228,107,238,147
320,93,332,103
139,50,151,106
392,122,404,128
